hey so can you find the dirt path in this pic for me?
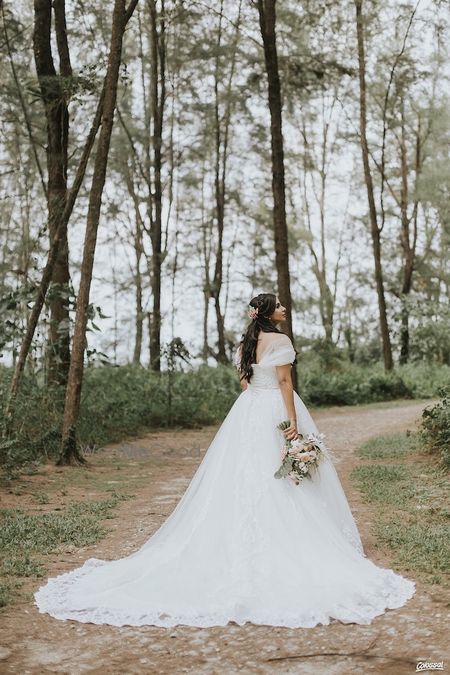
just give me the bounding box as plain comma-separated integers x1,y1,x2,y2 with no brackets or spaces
1,399,449,674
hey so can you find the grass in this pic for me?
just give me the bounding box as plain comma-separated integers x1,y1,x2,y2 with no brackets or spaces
356,431,422,459
0,491,129,608
0,442,169,609
376,518,449,581
351,432,450,587
0,581,20,608
0,495,127,553
0,445,162,610
351,464,419,504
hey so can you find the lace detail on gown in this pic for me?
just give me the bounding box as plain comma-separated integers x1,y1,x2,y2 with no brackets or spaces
34,335,416,628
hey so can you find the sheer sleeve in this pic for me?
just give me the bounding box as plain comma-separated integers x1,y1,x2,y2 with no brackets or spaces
261,334,296,367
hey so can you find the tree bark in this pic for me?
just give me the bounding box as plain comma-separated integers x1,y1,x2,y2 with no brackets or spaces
300,112,338,343
200,165,212,362
33,0,72,385
399,103,420,364
117,1,166,370
211,3,227,364
133,212,144,365
59,0,138,464
120,141,147,365
5,87,106,423
148,0,166,372
257,0,297,390
354,0,393,371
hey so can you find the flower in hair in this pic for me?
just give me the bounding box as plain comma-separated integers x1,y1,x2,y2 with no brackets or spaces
248,306,259,320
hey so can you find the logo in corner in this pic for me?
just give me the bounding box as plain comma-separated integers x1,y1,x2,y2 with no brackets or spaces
416,662,444,672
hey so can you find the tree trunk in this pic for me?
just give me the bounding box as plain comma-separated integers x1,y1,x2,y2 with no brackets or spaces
344,324,355,363
399,102,420,365
257,0,297,390
33,0,71,385
300,115,337,343
118,1,167,371
148,0,165,372
212,116,227,364
210,1,227,364
200,166,212,362
399,94,410,364
59,0,138,464
354,0,393,371
133,217,144,365
5,87,106,422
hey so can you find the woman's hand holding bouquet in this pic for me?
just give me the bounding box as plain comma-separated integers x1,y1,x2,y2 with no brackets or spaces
274,420,328,485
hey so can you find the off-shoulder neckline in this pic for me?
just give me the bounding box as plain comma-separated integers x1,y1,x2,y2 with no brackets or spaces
254,334,292,365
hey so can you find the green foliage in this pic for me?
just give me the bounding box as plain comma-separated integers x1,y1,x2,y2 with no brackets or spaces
356,431,421,459
77,362,241,448
376,518,450,580
1,555,44,578
351,432,449,586
0,285,37,356
298,359,450,406
0,369,64,476
399,362,450,398
0,494,127,607
0,362,241,473
0,582,17,608
351,464,417,504
406,299,450,364
421,388,450,469
1,358,448,475
299,362,414,406
0,495,126,554
301,338,344,370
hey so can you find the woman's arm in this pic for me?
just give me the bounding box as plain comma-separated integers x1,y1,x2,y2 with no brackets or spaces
235,344,247,391
276,364,298,441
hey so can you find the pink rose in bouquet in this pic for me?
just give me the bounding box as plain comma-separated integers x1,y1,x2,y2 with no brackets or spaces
274,420,328,485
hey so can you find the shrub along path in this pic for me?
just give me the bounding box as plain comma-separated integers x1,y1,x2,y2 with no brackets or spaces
0,398,448,674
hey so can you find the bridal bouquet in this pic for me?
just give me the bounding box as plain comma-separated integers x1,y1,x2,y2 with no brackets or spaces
274,420,327,485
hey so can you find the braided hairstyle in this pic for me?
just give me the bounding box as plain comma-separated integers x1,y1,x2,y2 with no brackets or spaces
238,293,282,383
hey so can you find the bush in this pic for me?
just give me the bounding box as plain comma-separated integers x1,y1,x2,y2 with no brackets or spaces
299,362,416,406
0,364,241,474
77,363,240,446
421,387,450,469
1,358,449,475
0,371,64,475
400,362,450,398
297,356,450,407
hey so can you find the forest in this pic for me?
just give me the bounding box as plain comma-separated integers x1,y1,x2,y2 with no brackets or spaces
1,0,450,471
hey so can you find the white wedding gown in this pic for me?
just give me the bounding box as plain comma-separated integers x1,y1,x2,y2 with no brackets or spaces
35,335,415,628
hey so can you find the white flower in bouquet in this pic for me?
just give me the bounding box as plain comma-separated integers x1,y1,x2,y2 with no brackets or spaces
274,419,328,485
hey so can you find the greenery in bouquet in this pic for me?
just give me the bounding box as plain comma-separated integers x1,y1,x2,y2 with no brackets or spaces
274,420,327,485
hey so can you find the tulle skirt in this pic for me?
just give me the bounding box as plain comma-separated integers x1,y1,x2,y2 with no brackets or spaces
34,386,415,627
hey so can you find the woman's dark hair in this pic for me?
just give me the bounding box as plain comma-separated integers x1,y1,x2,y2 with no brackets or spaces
238,293,282,383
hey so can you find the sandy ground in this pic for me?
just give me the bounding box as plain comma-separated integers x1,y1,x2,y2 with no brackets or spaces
0,399,449,675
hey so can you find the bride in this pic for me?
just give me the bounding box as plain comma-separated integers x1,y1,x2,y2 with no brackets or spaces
35,292,416,628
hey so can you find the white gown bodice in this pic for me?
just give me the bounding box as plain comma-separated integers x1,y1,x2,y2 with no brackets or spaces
247,364,280,390
233,332,297,392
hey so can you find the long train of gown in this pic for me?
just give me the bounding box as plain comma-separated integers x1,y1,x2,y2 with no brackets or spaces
34,335,416,628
